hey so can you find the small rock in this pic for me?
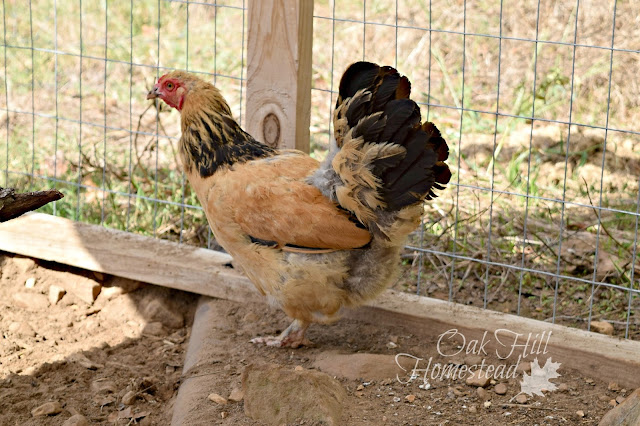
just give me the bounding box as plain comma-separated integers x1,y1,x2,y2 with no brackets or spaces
477,387,490,401
294,365,304,371
608,382,621,392
142,321,165,336
48,285,66,305
576,410,585,417
405,394,416,403
590,321,614,335
484,401,492,408
91,379,117,394
142,299,184,328
585,378,595,385
558,383,569,392
72,353,104,370
228,387,244,402
466,370,491,387
494,383,507,395
516,361,531,374
12,292,49,311
356,384,364,391
13,256,36,273
9,321,36,338
515,394,527,404
62,414,89,426
122,390,137,405
616,395,626,404
386,341,398,349
25,277,36,288
389,335,398,344
242,363,346,425
31,401,63,417
208,393,228,405
220,412,228,419
59,275,102,304
610,399,618,407
468,405,477,413
243,312,259,323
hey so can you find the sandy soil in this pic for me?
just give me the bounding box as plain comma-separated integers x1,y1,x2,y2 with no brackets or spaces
0,251,634,425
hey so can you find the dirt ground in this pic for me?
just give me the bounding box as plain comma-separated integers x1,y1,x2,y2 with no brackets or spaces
0,251,634,425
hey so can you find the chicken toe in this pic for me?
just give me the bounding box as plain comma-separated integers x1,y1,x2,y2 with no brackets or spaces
250,319,313,348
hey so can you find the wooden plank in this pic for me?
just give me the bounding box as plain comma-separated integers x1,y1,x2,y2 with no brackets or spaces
0,213,261,304
1,213,639,387
347,291,640,388
246,0,313,153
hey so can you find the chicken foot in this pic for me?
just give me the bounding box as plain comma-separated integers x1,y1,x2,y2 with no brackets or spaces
250,319,313,348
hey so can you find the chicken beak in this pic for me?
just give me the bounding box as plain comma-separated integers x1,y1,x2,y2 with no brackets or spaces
146,86,160,100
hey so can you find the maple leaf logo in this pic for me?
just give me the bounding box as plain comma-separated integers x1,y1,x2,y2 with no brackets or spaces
519,357,562,397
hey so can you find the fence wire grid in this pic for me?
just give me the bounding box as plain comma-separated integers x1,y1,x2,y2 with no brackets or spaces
1,0,638,340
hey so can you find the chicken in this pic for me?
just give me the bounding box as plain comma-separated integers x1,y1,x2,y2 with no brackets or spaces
147,61,451,348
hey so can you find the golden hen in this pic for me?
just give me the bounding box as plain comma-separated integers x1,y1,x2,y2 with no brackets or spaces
147,62,451,348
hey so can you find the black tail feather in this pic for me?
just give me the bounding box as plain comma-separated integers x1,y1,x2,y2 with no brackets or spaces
334,61,451,211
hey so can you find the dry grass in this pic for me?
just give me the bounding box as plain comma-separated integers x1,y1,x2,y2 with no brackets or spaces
1,0,638,337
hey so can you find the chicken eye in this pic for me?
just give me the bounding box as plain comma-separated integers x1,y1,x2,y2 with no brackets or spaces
166,82,174,90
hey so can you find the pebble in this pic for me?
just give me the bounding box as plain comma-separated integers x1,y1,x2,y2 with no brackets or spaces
608,382,620,392
576,410,585,417
585,378,595,385
615,395,626,404
466,370,491,388
483,401,492,408
122,390,137,405
243,312,259,323
48,285,66,305
220,412,228,419
8,321,36,338
590,321,614,335
386,341,398,349
294,365,304,371
476,387,490,401
609,399,618,407
91,379,117,394
228,387,244,402
12,292,49,311
143,299,184,328
142,321,165,336
73,353,104,370
62,414,89,426
405,394,416,403
31,401,63,417
494,383,507,395
208,393,228,405
25,277,36,288
356,384,364,391
468,405,477,413
515,394,527,404
558,383,569,392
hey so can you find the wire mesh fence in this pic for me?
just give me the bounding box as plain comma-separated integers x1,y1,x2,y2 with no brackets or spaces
1,0,638,340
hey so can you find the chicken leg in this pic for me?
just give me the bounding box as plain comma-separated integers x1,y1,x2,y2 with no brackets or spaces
250,319,313,348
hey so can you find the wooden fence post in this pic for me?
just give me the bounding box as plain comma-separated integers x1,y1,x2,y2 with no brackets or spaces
246,0,313,153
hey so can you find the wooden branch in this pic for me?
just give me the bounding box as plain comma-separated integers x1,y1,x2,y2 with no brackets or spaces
0,187,63,222
246,0,313,152
1,213,639,388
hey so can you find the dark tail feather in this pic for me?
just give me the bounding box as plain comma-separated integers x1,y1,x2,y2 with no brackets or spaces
334,61,451,211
